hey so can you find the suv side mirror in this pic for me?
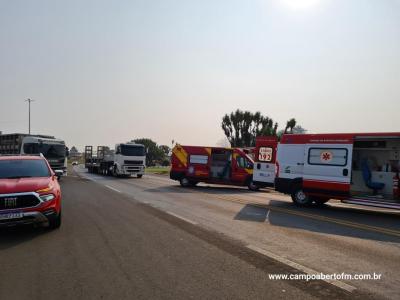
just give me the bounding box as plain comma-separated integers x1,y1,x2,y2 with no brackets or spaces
54,170,63,180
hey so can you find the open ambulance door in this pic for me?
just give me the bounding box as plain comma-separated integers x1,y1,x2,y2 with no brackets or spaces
252,137,278,187
187,151,211,180
302,142,353,199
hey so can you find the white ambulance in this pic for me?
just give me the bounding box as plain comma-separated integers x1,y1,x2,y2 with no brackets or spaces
252,136,278,189
272,133,400,209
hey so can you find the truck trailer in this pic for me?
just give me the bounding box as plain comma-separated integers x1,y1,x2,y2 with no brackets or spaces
0,133,68,176
85,142,146,177
170,144,259,190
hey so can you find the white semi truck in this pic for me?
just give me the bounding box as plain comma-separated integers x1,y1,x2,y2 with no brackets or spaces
84,142,146,177
0,133,68,176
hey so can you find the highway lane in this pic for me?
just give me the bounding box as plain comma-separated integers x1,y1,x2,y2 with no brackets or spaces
73,165,400,299
0,176,360,300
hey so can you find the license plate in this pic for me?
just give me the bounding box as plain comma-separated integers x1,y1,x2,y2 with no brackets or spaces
0,212,23,220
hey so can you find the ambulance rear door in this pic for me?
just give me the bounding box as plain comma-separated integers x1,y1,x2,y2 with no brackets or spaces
253,137,278,186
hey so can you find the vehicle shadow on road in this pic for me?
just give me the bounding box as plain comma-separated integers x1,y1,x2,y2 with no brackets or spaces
234,205,269,222
144,184,272,195
144,185,202,193
197,185,273,194
244,200,400,243
0,226,51,250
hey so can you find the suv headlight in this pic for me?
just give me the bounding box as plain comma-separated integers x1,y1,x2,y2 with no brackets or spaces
36,183,54,193
39,194,55,202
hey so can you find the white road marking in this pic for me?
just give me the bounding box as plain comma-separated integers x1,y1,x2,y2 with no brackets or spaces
266,210,271,223
105,185,122,193
166,211,198,225
247,244,357,293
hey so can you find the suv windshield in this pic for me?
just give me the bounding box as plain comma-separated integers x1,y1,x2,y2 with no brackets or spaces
0,159,51,179
120,145,145,156
24,143,66,158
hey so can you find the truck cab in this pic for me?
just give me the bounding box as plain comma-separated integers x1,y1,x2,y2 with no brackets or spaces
112,142,146,177
0,134,68,176
21,136,68,176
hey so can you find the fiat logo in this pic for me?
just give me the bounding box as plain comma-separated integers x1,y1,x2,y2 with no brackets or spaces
4,197,17,208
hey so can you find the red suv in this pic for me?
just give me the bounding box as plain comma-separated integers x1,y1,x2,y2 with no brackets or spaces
0,155,62,229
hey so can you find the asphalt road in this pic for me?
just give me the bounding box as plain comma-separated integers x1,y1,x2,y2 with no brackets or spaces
0,167,399,299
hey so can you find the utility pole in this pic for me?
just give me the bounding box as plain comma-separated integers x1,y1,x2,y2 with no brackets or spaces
25,98,35,134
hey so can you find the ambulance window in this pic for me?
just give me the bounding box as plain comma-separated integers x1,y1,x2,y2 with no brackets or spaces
237,157,245,168
308,148,348,166
189,155,208,164
259,147,273,162
237,157,253,169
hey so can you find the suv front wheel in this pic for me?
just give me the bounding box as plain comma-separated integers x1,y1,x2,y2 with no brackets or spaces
48,211,62,229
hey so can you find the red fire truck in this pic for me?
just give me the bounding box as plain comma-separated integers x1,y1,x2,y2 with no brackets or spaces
272,132,400,209
170,144,259,190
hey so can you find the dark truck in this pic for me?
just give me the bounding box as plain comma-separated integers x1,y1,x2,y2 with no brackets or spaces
0,133,68,176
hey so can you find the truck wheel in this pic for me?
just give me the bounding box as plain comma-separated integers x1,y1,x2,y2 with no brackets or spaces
248,180,260,191
291,188,312,206
180,177,191,187
137,174,143,178
48,212,62,230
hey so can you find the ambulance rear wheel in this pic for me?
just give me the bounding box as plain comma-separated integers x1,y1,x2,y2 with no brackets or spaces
180,177,191,187
291,188,312,206
248,180,260,191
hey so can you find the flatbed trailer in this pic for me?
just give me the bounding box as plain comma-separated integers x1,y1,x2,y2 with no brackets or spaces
85,146,113,175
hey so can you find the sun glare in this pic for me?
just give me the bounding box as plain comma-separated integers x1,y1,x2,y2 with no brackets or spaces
281,0,321,10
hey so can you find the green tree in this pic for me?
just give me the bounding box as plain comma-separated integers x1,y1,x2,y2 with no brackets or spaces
159,145,171,156
221,109,278,147
292,125,307,134
278,121,306,140
284,118,297,134
133,138,166,166
159,145,171,166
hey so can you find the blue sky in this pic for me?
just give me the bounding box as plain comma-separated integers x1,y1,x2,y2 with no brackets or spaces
0,0,399,150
